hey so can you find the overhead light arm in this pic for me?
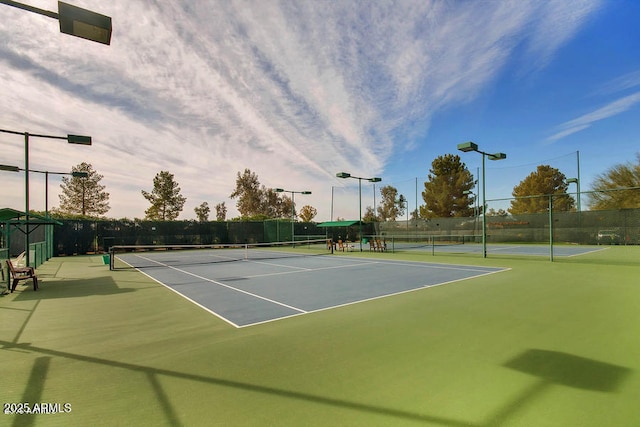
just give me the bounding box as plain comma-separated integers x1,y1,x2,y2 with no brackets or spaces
0,1,112,45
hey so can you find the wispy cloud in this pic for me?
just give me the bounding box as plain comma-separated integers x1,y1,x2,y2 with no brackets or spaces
547,91,640,142
0,0,604,219
595,69,640,96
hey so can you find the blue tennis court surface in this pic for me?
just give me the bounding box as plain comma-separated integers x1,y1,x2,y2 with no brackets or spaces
116,252,508,327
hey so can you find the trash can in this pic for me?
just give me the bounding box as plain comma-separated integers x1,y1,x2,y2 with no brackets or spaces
102,254,110,265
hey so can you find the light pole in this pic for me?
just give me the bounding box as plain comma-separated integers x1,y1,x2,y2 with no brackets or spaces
0,0,112,45
274,188,311,244
1,165,88,260
0,165,88,215
0,129,91,266
457,142,506,258
336,172,382,251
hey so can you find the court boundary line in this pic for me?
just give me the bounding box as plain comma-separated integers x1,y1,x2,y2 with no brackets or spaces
126,254,309,324
566,246,610,257
240,266,510,328
117,253,510,329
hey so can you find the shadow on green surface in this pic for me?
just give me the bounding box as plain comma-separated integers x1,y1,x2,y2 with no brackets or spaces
504,349,631,392
0,339,480,427
485,349,633,426
9,277,135,301
12,357,51,427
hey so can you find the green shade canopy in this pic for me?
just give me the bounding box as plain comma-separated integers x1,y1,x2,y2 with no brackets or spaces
0,208,63,225
317,220,360,227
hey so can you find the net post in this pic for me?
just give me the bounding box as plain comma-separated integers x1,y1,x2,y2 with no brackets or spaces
109,246,114,270
328,238,334,254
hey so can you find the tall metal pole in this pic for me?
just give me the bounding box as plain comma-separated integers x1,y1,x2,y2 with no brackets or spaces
481,153,486,258
358,178,363,251
24,132,30,266
45,171,50,260
457,142,506,259
331,186,334,221
576,150,581,212
549,195,554,262
291,191,295,244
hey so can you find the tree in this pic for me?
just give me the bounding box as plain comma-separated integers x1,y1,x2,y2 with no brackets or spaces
419,154,475,218
215,202,227,221
509,165,574,214
261,189,293,219
194,202,210,222
377,185,404,221
299,205,317,222
58,162,110,217
276,195,294,219
230,169,263,217
588,154,640,210
362,206,377,222
141,171,187,220
229,169,293,219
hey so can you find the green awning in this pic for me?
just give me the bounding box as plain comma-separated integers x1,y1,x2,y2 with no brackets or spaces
0,208,63,225
317,220,360,227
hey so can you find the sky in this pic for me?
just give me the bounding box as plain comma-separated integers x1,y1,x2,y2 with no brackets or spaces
1,0,639,222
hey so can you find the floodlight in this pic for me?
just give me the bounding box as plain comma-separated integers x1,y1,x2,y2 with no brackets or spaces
58,1,112,45
0,164,20,172
67,134,92,145
488,153,507,161
0,1,112,45
368,177,382,183
457,141,478,153
336,172,351,178
72,171,89,178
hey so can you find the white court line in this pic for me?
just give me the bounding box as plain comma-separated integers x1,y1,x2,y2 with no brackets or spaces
119,253,509,328
229,255,504,279
129,254,308,315
242,260,379,279
566,246,610,257
239,265,510,328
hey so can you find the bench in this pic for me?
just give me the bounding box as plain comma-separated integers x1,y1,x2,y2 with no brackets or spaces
6,260,38,292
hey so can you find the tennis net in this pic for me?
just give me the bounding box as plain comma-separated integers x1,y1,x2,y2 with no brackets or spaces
109,239,332,270
383,234,482,253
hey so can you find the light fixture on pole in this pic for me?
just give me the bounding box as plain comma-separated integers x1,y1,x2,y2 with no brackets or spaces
1,164,88,260
336,172,382,251
457,142,507,258
0,0,112,45
274,188,311,244
0,165,88,216
0,129,92,267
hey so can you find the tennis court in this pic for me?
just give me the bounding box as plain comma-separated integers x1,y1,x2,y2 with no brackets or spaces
385,236,607,257
114,243,508,327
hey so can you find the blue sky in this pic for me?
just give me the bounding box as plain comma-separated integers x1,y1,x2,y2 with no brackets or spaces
1,0,639,221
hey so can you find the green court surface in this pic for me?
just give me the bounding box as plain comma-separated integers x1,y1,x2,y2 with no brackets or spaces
1,247,639,426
